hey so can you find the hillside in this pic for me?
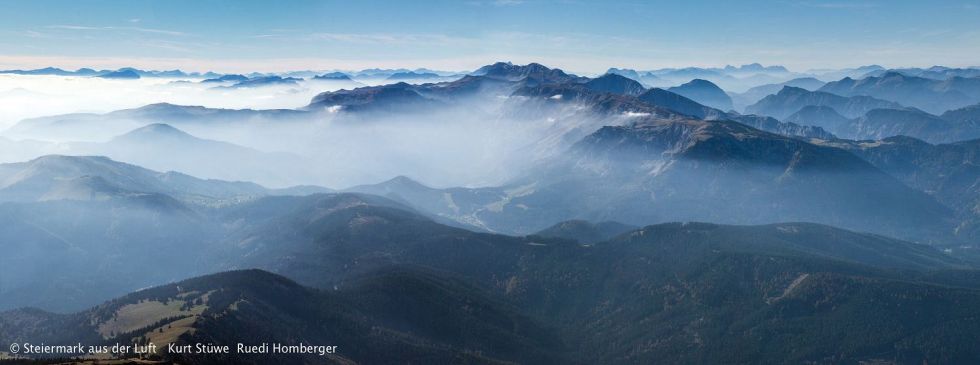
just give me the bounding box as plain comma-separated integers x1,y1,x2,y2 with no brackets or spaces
6,201,980,363
0,269,569,364
354,115,951,243
0,155,274,203
820,136,980,245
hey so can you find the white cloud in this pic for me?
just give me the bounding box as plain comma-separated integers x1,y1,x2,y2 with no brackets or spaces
46,25,188,36
795,1,878,9
305,32,473,47
466,0,524,6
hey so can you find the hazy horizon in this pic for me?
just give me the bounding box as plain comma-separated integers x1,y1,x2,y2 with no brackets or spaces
3,58,978,77
1,0,979,74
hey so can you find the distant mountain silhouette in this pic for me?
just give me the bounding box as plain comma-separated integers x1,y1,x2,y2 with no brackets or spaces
385,71,442,80
0,155,272,203
5,102,309,141
200,74,248,83
0,67,77,76
637,88,726,119
746,86,902,119
312,71,353,80
819,72,980,114
787,104,980,143
584,73,646,96
220,75,301,88
847,108,976,143
308,82,443,112
472,62,587,86
605,67,661,85
605,67,642,81
731,77,826,111
70,124,314,187
0,67,213,78
861,67,980,80
667,79,734,110
785,105,851,131
97,69,141,79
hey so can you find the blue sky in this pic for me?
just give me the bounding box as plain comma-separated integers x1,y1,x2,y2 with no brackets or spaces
0,0,978,73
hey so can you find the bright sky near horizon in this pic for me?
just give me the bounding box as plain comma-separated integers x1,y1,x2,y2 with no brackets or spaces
0,0,978,74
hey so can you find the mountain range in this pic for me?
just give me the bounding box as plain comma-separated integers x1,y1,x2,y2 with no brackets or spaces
606,63,850,92
818,135,980,248
729,77,827,111
0,67,221,79
200,74,249,83
0,155,318,204
818,72,980,114
10,61,980,363
58,123,315,187
0,154,333,311
97,69,141,79
861,66,980,80
4,186,980,363
755,86,980,143
16,62,965,244
305,67,833,140
4,102,310,142
796,107,980,143
311,72,355,81
347,114,948,243
746,86,903,119
214,76,302,89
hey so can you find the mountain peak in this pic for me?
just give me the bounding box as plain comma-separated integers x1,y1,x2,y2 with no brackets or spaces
313,72,353,81
748,86,902,120
606,68,642,80
383,175,430,189
667,79,733,110
684,78,719,87
637,88,722,119
777,85,810,95
307,83,437,112
584,73,646,96
133,102,185,111
201,74,248,83
471,62,581,85
386,71,441,80
98,69,141,79
116,123,194,141
879,71,906,78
